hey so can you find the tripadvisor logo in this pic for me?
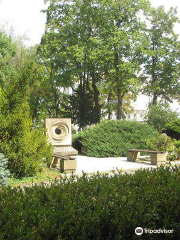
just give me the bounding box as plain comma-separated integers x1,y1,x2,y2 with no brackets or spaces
135,227,174,235
135,227,143,235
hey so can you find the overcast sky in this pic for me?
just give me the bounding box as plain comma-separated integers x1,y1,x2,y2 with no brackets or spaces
0,0,180,46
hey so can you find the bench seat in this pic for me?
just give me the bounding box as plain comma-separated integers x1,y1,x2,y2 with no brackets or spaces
127,149,167,167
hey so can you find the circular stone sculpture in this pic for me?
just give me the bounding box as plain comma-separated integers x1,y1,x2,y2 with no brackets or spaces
46,119,71,146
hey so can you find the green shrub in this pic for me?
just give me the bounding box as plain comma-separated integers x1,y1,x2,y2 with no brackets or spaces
174,140,180,160
0,103,52,178
1,167,180,239
73,120,157,157
163,119,180,140
145,103,178,132
0,153,10,186
147,133,177,160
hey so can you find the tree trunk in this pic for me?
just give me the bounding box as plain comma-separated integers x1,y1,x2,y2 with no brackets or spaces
91,71,100,123
107,93,112,120
55,92,59,117
117,88,123,119
152,93,158,105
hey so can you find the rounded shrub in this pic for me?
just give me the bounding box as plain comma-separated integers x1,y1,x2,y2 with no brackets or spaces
73,120,158,157
147,133,177,161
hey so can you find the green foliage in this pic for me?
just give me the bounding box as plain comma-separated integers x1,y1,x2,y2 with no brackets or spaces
147,133,173,152
0,102,52,178
73,120,157,157
163,119,180,140
141,6,180,103
0,153,10,187
145,103,178,132
174,140,180,159
63,88,101,129
0,34,53,178
9,166,60,188
147,133,177,160
40,0,150,121
0,31,17,88
1,167,180,239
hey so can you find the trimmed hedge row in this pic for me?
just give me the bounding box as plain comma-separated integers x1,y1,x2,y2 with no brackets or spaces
0,167,180,239
73,120,157,157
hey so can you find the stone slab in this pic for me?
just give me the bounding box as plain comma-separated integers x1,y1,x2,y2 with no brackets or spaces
45,118,72,146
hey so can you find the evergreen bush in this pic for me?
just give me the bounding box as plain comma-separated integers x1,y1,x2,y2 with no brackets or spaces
0,103,52,178
0,167,180,239
0,153,10,186
73,120,157,157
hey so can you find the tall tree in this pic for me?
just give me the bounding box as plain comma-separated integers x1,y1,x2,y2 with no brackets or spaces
41,0,150,124
141,6,180,104
96,0,149,119
0,31,16,89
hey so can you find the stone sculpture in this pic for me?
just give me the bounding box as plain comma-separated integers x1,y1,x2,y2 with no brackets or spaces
45,118,78,172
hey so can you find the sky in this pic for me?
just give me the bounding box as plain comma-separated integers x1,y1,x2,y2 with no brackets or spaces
0,0,179,112
0,0,47,46
0,0,180,46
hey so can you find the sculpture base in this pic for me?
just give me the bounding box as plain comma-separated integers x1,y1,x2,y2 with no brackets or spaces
50,146,78,169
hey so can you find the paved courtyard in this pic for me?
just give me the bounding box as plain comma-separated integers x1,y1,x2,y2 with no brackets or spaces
75,155,157,174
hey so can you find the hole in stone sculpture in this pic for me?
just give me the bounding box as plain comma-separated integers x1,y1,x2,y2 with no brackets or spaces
55,128,62,135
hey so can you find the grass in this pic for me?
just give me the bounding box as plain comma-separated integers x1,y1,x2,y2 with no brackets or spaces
9,166,61,187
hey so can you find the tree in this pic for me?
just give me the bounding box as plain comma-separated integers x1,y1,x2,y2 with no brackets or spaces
0,30,16,89
0,31,52,178
141,6,180,104
40,0,105,125
96,0,150,119
145,102,178,132
41,0,150,124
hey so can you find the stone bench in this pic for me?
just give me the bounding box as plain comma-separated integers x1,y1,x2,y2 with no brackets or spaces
52,154,77,173
127,149,167,167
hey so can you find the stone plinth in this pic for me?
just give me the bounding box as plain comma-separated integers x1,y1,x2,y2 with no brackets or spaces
60,158,77,173
127,151,141,162
150,153,167,166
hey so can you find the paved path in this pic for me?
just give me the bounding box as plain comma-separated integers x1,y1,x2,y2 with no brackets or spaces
75,155,157,174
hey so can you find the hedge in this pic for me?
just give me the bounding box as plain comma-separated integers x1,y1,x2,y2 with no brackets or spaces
73,120,158,157
0,167,180,239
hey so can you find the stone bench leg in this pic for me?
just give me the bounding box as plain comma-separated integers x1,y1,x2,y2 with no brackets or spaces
51,156,60,168
150,153,167,166
60,158,77,173
127,151,140,162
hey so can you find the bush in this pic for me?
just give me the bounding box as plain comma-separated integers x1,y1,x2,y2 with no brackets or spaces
163,119,180,140
0,103,52,178
0,153,10,186
145,103,178,132
73,120,157,157
147,133,177,160
174,140,180,160
1,167,180,239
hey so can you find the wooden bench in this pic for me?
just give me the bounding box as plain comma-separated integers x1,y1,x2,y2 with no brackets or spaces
127,149,167,166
